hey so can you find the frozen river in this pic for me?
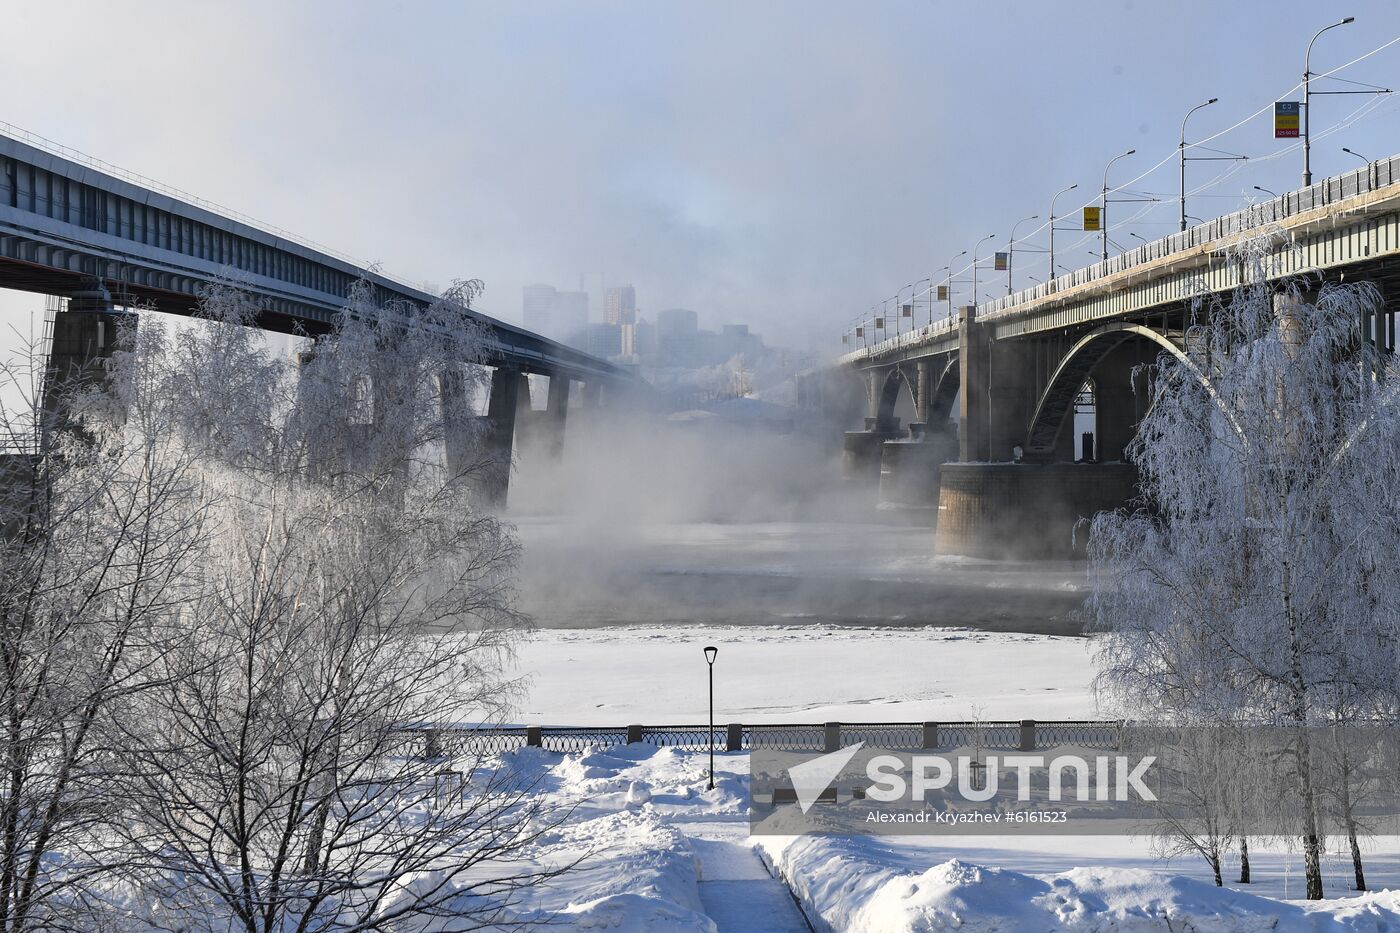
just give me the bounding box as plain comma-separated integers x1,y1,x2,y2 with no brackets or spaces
509,517,1103,723
514,518,1090,634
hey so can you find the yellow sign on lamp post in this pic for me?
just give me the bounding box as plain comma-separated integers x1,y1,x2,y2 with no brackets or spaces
1082,206,1101,231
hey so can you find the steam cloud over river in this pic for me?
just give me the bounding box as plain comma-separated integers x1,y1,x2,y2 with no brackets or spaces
510,412,1089,634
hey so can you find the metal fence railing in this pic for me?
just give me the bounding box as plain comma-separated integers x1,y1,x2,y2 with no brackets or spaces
408,719,1124,757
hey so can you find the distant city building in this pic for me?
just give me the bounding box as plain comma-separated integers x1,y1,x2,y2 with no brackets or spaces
605,285,637,325
656,308,699,366
585,322,622,358
554,290,588,343
522,284,558,334
522,284,589,348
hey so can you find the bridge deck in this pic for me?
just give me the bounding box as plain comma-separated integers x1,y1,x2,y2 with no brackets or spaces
0,126,627,382
844,155,1400,367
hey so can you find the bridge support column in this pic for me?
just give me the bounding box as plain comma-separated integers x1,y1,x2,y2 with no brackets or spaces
477,366,527,508
542,374,569,461
934,462,1139,559
957,306,990,462
877,426,959,525
915,360,932,425
987,339,1037,462
43,281,135,439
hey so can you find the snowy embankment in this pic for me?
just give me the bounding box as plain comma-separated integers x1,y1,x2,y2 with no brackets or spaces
476,742,1400,931
757,834,1400,932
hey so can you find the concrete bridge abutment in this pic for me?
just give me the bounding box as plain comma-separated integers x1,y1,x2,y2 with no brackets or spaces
934,462,1139,560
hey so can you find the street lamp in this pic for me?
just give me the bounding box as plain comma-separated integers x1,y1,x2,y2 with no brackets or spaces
1253,185,1278,197
1342,146,1369,164
907,277,932,326
1008,214,1040,295
1048,183,1078,283
971,234,996,306
944,250,966,319
1101,148,1136,261
1179,98,1218,232
1303,16,1356,186
703,646,718,790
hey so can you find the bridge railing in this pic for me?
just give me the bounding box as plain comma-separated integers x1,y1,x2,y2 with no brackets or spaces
838,311,959,364
847,153,1400,360
407,719,1124,756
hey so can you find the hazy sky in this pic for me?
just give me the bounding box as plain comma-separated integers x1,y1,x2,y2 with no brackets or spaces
3,0,1400,352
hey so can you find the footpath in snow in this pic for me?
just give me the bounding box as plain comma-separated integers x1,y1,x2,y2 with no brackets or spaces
480,743,1400,932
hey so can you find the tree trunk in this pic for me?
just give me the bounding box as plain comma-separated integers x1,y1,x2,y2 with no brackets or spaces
1282,558,1324,900
1238,837,1250,884
1210,849,1222,887
1349,821,1366,891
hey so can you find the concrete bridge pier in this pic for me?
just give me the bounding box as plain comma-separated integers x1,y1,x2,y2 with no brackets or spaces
541,374,570,461
877,423,958,524
43,280,135,439
843,416,900,487
483,366,531,507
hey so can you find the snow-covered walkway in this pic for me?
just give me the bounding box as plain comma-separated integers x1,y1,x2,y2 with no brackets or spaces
685,822,811,932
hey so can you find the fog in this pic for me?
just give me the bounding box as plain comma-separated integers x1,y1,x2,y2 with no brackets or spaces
507,406,1089,633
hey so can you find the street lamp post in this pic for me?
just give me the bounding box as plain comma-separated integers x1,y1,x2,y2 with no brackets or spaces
1008,214,1040,295
1101,149,1135,261
1049,183,1078,284
1342,146,1369,164
907,277,931,326
703,646,717,790
971,234,996,307
1253,185,1278,198
1303,17,1356,186
944,250,966,319
1179,98,1218,232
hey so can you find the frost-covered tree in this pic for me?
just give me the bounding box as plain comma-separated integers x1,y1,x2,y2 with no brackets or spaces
0,335,205,931
106,282,555,931
1087,240,1400,900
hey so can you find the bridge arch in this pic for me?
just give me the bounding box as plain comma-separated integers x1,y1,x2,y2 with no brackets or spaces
928,355,959,424
872,365,918,430
1024,323,1186,461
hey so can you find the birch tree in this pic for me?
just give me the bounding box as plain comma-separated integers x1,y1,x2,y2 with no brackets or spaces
1087,239,1400,900
113,283,555,931
0,336,205,931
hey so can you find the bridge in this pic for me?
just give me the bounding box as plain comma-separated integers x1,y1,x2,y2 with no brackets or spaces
815,155,1400,558
0,125,637,503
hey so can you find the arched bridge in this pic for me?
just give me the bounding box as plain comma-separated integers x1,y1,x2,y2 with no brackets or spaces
819,155,1400,557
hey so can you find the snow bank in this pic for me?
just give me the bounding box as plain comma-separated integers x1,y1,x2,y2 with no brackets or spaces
759,835,1400,932
544,810,715,932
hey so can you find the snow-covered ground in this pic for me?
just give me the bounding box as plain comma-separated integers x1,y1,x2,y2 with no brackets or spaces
500,517,1400,929
486,742,1400,932
512,624,1098,723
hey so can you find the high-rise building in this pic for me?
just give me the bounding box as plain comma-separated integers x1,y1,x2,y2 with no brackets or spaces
554,290,589,344
523,284,590,347
656,308,699,366
523,284,558,335
605,285,637,325
585,322,622,358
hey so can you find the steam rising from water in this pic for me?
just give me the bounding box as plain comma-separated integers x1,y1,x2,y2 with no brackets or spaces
508,408,1088,632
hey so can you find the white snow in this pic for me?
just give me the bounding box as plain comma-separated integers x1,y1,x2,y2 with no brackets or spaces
757,834,1400,932
457,742,1400,932
512,624,1097,723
